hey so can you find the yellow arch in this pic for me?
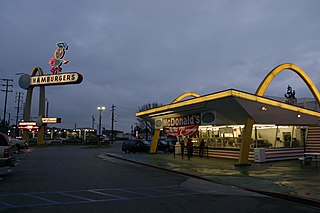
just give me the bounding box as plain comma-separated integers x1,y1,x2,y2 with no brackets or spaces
148,92,201,154
22,67,46,145
31,66,44,76
238,63,320,166
256,63,320,105
171,92,201,103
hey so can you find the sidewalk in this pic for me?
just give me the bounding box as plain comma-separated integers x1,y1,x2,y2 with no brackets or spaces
106,149,320,206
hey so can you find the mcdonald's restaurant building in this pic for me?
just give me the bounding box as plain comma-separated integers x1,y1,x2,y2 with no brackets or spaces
136,64,320,165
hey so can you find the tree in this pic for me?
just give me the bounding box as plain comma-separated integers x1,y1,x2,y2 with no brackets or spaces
136,102,162,140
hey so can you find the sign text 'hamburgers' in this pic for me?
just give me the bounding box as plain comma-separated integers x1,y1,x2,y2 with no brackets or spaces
30,72,83,86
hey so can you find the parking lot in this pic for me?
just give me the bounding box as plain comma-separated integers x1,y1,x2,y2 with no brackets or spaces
0,144,319,212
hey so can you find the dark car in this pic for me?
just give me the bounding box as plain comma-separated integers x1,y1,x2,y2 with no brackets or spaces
28,137,38,144
157,139,175,153
61,137,82,144
0,133,15,167
122,140,151,153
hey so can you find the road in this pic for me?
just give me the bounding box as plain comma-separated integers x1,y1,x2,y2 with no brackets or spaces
0,143,319,213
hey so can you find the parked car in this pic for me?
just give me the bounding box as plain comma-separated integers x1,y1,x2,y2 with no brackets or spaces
46,138,63,144
10,138,29,151
122,140,151,153
28,137,38,144
0,133,15,167
101,135,111,143
61,137,82,144
157,139,174,153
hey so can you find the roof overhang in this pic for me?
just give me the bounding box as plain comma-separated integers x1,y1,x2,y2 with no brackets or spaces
136,89,320,125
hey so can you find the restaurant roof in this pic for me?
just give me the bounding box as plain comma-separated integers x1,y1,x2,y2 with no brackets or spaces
136,89,320,125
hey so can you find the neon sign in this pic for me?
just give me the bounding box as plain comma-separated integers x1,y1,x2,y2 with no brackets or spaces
18,121,38,130
48,42,69,74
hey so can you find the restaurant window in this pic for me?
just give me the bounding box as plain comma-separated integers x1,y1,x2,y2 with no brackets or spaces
198,125,304,149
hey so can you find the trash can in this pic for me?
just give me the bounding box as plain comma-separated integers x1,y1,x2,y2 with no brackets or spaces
175,144,181,154
254,148,266,163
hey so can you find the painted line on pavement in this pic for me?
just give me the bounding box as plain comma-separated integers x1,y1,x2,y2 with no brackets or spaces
0,185,201,210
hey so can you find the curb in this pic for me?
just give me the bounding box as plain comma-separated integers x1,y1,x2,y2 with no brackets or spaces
106,153,320,209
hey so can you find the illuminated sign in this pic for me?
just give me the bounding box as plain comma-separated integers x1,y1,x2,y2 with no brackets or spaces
42,118,61,123
161,114,201,127
19,126,39,130
18,121,38,130
49,42,69,74
30,72,83,86
19,121,36,126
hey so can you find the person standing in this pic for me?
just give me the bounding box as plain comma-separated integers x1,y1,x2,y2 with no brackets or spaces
180,139,185,159
187,138,193,160
199,139,205,158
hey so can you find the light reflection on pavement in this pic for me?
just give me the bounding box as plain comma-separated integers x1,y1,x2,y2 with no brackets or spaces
105,142,320,202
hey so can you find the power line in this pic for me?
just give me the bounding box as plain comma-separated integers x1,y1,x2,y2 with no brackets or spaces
1,78,13,125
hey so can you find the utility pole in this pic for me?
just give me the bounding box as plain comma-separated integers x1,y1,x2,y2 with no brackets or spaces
15,92,23,125
92,115,95,129
15,92,23,136
111,104,116,144
8,113,11,126
1,79,13,126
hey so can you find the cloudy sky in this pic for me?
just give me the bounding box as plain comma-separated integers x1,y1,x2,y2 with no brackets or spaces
1,0,320,133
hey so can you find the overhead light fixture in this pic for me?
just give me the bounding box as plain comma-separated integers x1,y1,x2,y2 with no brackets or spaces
261,106,267,111
297,114,301,118
149,110,174,117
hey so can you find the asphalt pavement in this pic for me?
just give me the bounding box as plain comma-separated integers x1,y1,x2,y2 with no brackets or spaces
1,144,320,212
106,141,320,208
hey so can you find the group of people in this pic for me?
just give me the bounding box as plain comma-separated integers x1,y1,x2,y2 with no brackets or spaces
180,138,206,160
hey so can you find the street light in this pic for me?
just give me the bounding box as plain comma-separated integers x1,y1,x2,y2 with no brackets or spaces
97,106,106,142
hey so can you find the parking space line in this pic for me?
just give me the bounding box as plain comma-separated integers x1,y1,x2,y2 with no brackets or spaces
0,200,17,208
57,192,95,202
88,190,126,199
24,193,59,204
0,185,200,210
117,189,155,198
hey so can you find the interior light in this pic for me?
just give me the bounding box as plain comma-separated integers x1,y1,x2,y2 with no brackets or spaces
297,114,301,118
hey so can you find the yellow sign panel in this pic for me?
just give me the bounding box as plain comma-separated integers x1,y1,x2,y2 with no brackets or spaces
42,118,61,123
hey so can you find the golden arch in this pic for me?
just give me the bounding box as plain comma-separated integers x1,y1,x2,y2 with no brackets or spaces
256,63,320,104
171,92,201,103
147,92,201,153
22,67,46,145
238,63,320,165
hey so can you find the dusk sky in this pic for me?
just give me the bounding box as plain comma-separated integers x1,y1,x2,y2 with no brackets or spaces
1,0,320,133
